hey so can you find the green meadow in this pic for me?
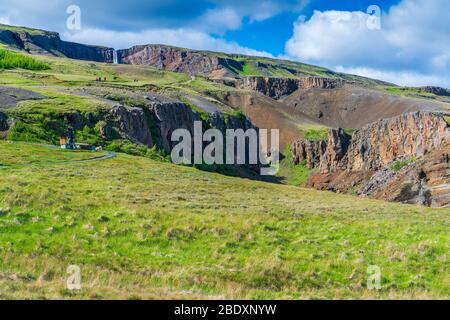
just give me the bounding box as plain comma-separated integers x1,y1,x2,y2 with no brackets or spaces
0,143,448,299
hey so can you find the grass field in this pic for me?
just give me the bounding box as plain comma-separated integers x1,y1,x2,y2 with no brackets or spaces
0,141,105,167
0,49,49,71
0,143,448,299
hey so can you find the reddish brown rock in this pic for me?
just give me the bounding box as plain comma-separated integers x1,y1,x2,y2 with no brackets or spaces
117,45,242,76
345,112,450,171
291,139,327,169
238,77,300,100
299,77,345,89
319,128,352,173
305,111,450,207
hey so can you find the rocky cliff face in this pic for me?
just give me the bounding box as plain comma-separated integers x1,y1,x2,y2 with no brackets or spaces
105,105,153,147
238,77,300,100
145,94,201,151
293,112,450,207
299,77,344,89
206,111,254,133
419,86,450,96
291,139,327,169
342,112,450,172
0,28,114,62
144,94,256,153
359,145,450,207
237,76,346,100
117,45,242,76
319,128,352,173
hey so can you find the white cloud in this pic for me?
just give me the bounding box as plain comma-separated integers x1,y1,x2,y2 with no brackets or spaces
285,0,450,87
335,66,450,88
195,7,242,34
0,16,11,25
63,28,273,58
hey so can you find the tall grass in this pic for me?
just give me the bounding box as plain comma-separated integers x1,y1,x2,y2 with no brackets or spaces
0,49,49,70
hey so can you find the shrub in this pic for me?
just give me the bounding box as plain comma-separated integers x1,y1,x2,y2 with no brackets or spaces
304,128,328,141
0,49,49,71
390,157,416,172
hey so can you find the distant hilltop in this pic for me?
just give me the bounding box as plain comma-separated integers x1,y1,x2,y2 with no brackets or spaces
0,23,114,62
0,23,390,87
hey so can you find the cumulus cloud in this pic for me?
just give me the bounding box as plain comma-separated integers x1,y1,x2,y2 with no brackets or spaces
208,0,310,23
0,16,11,25
0,0,286,60
335,66,450,88
62,28,273,57
285,0,450,87
194,7,243,34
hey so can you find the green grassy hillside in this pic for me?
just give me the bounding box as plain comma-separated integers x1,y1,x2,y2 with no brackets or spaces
0,49,49,71
0,41,449,300
0,23,51,36
0,142,448,299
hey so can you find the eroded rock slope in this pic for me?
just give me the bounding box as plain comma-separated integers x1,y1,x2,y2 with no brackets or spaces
292,112,450,207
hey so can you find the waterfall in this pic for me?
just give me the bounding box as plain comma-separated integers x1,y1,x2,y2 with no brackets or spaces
113,49,118,64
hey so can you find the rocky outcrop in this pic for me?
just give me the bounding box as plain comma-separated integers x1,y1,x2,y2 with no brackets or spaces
362,145,450,207
238,77,300,100
301,111,450,207
106,105,153,147
418,86,450,97
117,45,242,76
291,128,350,171
299,77,344,89
207,111,254,132
319,128,352,173
237,76,345,100
145,94,201,151
0,86,45,109
291,139,327,169
343,112,450,172
0,27,114,62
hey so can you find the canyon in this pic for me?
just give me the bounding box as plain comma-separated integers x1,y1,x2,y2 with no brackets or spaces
1,23,450,206
293,112,450,207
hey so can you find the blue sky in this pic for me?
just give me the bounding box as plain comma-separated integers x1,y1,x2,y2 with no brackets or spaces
0,0,448,87
225,0,402,56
